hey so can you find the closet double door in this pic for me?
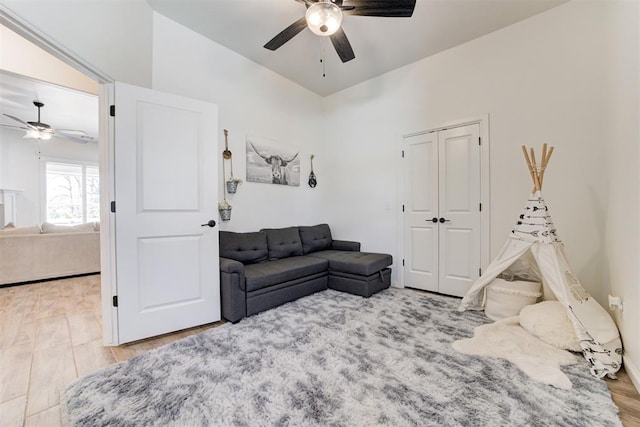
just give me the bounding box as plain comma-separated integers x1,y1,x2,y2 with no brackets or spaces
402,124,481,297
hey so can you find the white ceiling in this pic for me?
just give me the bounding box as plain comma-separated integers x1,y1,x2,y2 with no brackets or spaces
0,71,99,141
147,0,567,96
0,0,566,135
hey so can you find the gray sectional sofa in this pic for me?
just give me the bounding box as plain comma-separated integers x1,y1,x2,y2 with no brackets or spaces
219,224,392,323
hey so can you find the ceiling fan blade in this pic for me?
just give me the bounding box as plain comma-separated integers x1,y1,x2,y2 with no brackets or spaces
330,27,355,63
55,128,90,136
3,113,37,129
0,123,28,131
54,132,91,144
264,17,308,51
343,0,416,17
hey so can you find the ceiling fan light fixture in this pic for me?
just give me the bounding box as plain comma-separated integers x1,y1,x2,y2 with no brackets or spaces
24,128,52,140
305,1,343,37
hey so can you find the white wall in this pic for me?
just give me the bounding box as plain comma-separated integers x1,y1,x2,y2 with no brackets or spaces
322,1,614,303
151,13,325,232
1,0,153,86
602,1,640,389
0,128,98,226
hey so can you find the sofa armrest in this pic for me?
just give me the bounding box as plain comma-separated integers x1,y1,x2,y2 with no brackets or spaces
220,257,245,276
219,257,247,322
331,240,361,252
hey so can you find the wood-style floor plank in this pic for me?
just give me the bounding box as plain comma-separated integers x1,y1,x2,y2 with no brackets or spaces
25,345,76,416
24,405,61,427
33,316,71,351
0,343,33,403
606,369,640,426
67,313,101,346
0,315,36,350
0,395,27,427
72,339,116,377
110,339,158,363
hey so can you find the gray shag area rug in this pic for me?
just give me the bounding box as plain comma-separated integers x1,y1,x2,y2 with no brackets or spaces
62,289,621,426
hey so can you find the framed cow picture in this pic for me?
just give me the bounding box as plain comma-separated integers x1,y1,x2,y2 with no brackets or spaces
246,134,300,186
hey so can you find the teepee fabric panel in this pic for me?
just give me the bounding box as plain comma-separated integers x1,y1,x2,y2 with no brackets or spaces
555,246,622,376
458,238,532,310
510,194,560,244
530,244,622,377
458,192,622,378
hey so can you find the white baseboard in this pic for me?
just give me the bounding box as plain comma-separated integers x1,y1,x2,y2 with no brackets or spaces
623,354,640,392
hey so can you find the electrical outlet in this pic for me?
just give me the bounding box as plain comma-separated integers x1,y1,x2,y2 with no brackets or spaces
608,295,623,311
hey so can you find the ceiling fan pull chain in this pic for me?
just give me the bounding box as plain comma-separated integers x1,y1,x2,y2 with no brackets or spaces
321,40,326,78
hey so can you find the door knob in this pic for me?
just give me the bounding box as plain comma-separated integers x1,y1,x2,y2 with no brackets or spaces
201,220,216,227
431,217,438,223
439,217,451,223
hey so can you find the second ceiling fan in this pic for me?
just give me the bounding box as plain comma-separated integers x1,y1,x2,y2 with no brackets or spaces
264,0,417,63
2,101,94,144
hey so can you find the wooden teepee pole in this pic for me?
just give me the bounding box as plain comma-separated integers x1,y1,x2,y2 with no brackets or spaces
522,144,554,193
530,148,541,192
521,145,540,192
541,143,548,177
539,145,554,189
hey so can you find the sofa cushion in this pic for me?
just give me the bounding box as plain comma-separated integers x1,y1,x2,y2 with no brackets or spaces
0,224,41,235
309,250,392,276
219,231,268,265
41,222,95,233
298,224,332,254
261,227,303,260
244,256,328,292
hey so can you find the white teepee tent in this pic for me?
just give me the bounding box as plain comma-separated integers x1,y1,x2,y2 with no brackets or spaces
459,144,622,379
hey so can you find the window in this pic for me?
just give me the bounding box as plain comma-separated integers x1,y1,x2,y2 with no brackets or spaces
45,162,99,225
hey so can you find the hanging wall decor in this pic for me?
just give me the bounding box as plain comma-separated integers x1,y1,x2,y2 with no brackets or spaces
223,129,242,194
308,154,317,188
246,134,300,186
219,129,233,221
218,200,232,221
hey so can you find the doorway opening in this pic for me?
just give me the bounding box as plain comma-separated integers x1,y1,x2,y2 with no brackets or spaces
0,14,117,345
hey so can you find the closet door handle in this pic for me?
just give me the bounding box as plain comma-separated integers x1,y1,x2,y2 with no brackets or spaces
439,217,451,223
431,217,438,223
201,220,216,228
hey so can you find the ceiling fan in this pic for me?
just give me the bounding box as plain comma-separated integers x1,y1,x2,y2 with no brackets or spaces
264,0,417,63
1,101,94,144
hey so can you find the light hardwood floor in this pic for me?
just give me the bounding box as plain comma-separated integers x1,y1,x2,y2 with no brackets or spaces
0,276,638,426
0,275,222,426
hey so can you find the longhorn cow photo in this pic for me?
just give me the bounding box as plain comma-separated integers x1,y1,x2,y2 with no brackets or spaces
246,135,300,186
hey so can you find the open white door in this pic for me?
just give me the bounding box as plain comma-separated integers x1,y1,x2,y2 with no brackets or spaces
113,82,220,344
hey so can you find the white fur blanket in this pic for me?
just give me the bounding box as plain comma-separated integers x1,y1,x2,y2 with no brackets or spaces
452,316,580,389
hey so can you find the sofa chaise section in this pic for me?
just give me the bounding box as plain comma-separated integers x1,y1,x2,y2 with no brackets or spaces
297,224,392,297
307,250,392,297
